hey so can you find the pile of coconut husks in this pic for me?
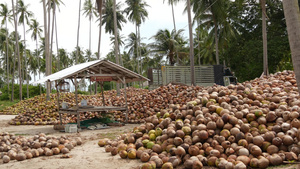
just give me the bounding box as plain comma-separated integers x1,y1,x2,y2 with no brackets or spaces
98,70,300,169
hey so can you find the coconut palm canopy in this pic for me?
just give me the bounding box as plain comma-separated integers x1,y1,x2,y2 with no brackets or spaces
33,59,149,84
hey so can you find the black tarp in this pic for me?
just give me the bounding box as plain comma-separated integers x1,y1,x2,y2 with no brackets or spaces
214,65,224,86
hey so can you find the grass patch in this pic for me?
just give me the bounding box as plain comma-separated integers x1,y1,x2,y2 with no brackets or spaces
267,164,299,169
14,133,30,136
0,100,19,111
98,132,121,140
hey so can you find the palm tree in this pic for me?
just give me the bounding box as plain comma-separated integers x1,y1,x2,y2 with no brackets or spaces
113,0,120,94
149,29,186,66
0,29,14,88
102,0,126,35
17,0,33,99
83,0,97,94
71,46,85,65
163,0,181,64
163,0,180,32
125,32,138,55
48,0,64,71
42,0,51,100
191,0,231,65
28,48,39,82
76,0,82,64
27,18,42,93
260,0,268,75
0,3,12,92
125,32,139,72
83,0,97,57
187,0,195,86
102,0,126,95
282,0,300,93
57,48,70,69
11,0,22,101
38,37,46,75
96,0,105,59
124,0,149,87
24,49,33,84
125,32,149,73
110,33,125,65
193,25,215,65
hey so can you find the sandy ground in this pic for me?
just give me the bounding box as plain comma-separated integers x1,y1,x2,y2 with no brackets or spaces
1,115,300,169
0,115,142,169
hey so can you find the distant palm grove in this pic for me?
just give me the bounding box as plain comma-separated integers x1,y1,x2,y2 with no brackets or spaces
0,0,298,101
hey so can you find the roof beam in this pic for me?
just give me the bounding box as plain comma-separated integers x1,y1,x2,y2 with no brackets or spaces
77,74,122,77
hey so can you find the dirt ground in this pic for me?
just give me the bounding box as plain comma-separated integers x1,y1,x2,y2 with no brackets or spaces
0,115,299,169
0,115,142,169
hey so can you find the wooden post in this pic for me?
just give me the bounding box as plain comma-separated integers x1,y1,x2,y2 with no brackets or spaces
123,77,128,123
101,82,105,106
55,81,62,125
74,76,80,127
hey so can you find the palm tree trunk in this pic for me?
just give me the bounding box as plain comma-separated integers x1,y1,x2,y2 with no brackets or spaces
138,25,143,88
96,8,103,94
261,0,268,75
89,13,91,53
36,35,41,94
135,25,140,87
88,13,93,95
5,21,9,93
171,2,176,31
48,0,52,74
23,20,29,99
55,12,59,71
197,19,201,66
96,0,103,60
282,0,300,93
187,0,195,86
89,13,92,95
51,3,56,73
12,0,22,101
213,16,219,65
43,0,50,101
76,0,82,64
113,0,120,96
11,21,16,101
97,13,103,59
11,58,16,101
171,1,179,65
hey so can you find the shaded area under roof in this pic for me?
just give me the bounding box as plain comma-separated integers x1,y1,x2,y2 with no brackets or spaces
33,60,149,84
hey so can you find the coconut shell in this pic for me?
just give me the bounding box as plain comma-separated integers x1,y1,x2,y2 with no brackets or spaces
2,155,10,163
140,152,150,162
269,154,283,166
250,145,262,157
15,153,26,161
161,162,173,169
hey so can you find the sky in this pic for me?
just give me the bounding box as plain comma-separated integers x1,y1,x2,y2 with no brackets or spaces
4,0,193,60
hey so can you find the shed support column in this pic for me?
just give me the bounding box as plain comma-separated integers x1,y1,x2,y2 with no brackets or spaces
123,77,128,123
74,76,80,128
101,82,105,106
55,81,62,125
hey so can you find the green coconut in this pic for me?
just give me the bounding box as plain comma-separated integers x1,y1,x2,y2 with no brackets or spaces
147,141,155,149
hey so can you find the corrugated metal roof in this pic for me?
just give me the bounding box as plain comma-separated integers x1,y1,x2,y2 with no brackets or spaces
32,60,149,84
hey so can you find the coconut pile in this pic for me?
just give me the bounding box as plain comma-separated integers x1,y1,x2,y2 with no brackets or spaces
98,70,300,169
1,85,202,125
0,132,82,163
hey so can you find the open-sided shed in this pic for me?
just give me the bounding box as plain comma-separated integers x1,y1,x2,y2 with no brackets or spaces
33,60,149,126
